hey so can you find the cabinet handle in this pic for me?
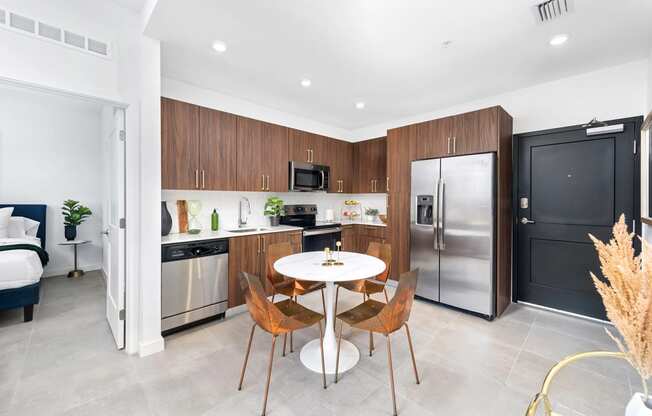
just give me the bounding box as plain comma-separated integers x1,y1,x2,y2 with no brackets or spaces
310,149,314,163
447,137,451,154
257,236,261,254
306,149,310,162
266,175,270,191
195,169,199,188
341,180,344,193
386,177,389,192
453,137,457,153
201,170,205,189
261,174,265,191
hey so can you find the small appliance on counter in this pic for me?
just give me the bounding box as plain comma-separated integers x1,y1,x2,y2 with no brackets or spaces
161,238,229,335
280,204,341,251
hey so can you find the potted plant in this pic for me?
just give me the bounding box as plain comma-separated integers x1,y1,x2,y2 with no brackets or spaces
589,215,652,415
62,199,92,241
365,208,379,223
264,196,284,227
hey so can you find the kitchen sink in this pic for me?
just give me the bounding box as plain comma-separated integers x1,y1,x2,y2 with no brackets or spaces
227,228,269,233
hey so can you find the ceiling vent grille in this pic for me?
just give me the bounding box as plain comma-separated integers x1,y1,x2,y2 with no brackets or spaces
0,6,111,58
534,0,574,23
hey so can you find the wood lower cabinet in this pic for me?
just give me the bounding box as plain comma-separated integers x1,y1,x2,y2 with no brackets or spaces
161,98,199,190
236,117,288,192
227,231,302,308
386,193,411,281
341,225,357,252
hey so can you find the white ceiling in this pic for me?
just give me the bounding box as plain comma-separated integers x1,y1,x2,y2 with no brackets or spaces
110,0,147,13
146,0,652,131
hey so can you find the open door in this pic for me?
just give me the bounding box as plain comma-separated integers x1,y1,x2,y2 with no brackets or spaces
102,106,126,349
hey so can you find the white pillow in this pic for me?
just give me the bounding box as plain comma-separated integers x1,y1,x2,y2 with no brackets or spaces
8,217,27,238
0,207,14,238
23,217,40,237
7,216,39,238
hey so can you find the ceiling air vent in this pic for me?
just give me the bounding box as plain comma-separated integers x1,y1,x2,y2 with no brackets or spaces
534,0,574,23
9,13,35,33
0,5,111,59
38,22,61,42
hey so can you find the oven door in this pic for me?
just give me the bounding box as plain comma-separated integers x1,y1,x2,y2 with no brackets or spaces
302,228,342,252
290,161,328,191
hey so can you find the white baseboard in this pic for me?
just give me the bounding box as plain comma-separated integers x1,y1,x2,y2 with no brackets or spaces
42,263,103,278
138,336,165,357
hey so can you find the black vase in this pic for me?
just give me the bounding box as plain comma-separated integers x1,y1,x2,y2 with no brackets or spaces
64,225,77,241
161,201,172,236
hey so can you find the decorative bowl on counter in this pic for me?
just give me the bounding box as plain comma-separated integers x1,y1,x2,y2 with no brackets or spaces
378,214,388,224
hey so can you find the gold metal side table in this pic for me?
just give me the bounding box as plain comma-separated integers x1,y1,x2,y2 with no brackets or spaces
58,240,90,278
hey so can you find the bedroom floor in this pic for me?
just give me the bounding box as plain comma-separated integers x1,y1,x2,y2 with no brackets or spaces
0,272,640,416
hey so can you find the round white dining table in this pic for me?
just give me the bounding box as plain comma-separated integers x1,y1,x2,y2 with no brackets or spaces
273,250,386,374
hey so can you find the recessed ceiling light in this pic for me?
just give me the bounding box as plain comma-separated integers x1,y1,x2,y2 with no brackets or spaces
549,34,568,46
355,101,365,110
212,40,227,53
300,79,311,87
441,40,453,48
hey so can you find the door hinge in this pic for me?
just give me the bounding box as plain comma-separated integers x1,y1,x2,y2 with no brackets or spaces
119,218,126,229
119,130,126,141
119,309,126,320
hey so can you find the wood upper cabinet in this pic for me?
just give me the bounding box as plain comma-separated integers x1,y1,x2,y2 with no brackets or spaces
236,117,288,192
328,139,353,193
199,107,237,190
161,97,199,190
288,129,327,164
387,125,414,194
355,137,387,193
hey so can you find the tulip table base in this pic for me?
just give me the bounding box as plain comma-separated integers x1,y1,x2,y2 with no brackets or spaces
299,281,359,374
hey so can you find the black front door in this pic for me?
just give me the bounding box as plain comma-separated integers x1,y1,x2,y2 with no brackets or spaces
515,117,641,320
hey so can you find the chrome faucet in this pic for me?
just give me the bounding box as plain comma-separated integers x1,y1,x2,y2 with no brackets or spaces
239,197,251,228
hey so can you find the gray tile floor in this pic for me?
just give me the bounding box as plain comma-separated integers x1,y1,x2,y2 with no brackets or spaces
0,272,638,415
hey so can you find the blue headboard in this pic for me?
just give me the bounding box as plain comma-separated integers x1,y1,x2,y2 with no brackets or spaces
0,204,47,249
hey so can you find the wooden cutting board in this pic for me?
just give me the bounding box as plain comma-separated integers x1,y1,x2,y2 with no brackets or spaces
176,200,188,233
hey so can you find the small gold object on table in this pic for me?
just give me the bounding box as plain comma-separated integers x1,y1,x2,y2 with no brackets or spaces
334,241,344,265
322,247,334,266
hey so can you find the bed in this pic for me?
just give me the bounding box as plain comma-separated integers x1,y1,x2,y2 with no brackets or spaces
0,204,47,322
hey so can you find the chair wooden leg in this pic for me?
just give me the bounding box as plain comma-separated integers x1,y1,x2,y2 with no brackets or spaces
238,324,256,391
335,320,343,383
383,287,389,303
404,323,420,384
318,320,326,389
261,335,278,416
282,333,287,357
386,334,398,416
290,297,295,353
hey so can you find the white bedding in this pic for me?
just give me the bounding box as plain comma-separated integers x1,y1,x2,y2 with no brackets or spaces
0,237,43,290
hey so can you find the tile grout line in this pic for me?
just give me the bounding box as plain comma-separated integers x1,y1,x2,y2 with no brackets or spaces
503,315,534,388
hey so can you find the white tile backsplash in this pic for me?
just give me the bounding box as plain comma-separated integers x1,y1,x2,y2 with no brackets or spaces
161,190,387,233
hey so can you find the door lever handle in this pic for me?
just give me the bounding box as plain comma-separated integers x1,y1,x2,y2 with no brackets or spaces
520,217,535,225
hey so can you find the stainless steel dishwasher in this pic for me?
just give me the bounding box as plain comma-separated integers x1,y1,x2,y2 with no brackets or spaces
161,238,229,335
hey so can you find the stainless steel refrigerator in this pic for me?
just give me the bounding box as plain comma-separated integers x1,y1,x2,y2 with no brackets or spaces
410,153,495,317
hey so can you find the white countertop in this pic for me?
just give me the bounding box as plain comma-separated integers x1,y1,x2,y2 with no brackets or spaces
339,219,387,227
161,225,302,245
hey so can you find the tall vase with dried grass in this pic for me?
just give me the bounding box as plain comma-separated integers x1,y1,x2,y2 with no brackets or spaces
589,214,652,415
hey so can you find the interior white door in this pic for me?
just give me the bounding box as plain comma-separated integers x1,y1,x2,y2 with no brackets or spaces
103,107,126,349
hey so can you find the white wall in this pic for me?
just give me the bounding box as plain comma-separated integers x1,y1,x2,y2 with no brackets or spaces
0,87,104,276
350,59,649,140
161,190,387,233
162,78,351,140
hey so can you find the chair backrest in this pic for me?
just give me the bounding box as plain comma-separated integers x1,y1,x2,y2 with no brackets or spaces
265,242,294,286
239,271,288,334
376,269,418,334
367,241,392,283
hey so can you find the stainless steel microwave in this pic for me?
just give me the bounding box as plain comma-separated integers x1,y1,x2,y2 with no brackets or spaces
289,161,329,191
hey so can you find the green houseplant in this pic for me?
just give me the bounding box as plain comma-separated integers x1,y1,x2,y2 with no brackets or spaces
62,199,92,241
365,207,379,223
264,196,284,227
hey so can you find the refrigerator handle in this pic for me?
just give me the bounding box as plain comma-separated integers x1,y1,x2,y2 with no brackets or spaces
434,180,440,250
439,179,446,250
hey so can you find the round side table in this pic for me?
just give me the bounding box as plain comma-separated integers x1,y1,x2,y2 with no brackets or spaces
58,240,90,278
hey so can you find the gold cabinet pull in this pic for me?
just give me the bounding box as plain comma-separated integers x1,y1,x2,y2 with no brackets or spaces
447,137,451,154
386,177,389,192
195,169,199,188
453,137,456,153
266,175,270,191
306,149,310,162
201,170,205,189
261,174,265,191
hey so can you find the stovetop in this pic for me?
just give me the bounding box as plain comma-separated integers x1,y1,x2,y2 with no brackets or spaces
279,204,341,230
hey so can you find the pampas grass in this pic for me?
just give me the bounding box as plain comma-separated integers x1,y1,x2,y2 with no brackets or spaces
589,214,652,396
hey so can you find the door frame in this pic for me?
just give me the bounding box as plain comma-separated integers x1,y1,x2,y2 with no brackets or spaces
511,116,643,303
